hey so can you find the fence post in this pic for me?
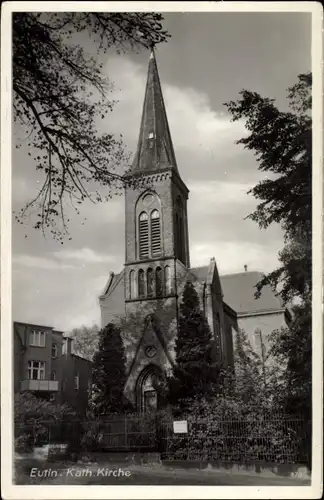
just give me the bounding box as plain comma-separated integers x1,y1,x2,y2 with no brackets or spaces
125,414,128,449
48,422,51,451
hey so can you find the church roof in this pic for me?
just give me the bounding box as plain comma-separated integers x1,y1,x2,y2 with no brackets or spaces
102,268,285,317
190,267,285,315
131,49,178,176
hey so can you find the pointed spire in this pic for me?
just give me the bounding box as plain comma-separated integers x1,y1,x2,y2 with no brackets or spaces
131,49,178,175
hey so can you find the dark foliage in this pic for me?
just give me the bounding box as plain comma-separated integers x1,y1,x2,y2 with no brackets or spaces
91,322,128,414
224,73,312,304
168,281,219,410
225,74,312,452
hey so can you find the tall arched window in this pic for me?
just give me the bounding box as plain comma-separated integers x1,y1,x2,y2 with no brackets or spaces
147,268,154,297
175,213,179,257
138,269,145,297
150,210,161,256
176,198,185,263
129,270,136,299
253,328,262,355
156,267,163,297
215,313,220,337
139,212,149,258
164,266,171,295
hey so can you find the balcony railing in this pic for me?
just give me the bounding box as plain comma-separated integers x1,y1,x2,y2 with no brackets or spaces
20,379,59,392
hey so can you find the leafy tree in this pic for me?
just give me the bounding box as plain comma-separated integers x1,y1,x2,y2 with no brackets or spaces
68,324,100,361
14,391,76,424
229,329,264,403
14,392,77,452
90,322,128,415
13,12,170,240
168,281,219,410
224,73,312,424
224,73,311,304
268,304,312,418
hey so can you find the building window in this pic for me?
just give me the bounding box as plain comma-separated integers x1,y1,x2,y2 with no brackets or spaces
253,328,263,354
164,266,171,295
74,374,79,390
156,267,163,297
150,209,161,256
51,371,56,381
147,268,154,297
51,343,57,358
28,361,45,380
138,269,145,297
139,211,149,258
129,270,136,299
29,330,45,347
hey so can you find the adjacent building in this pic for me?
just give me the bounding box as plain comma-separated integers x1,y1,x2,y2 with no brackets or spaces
13,321,92,415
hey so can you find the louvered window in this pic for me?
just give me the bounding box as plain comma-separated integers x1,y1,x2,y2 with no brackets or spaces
156,267,163,297
139,212,149,258
147,268,154,297
138,269,145,297
150,210,161,256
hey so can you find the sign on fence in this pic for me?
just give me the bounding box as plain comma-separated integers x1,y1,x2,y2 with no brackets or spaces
48,443,68,459
173,420,188,434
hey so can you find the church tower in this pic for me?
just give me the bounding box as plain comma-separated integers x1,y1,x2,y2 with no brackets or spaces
121,49,192,410
124,49,190,304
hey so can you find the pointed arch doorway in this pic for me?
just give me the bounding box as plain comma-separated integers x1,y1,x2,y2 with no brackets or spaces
136,364,164,413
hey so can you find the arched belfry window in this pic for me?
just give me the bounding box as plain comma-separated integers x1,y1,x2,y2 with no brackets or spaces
156,267,163,297
147,268,154,297
150,210,161,257
138,269,145,297
164,266,171,295
139,212,149,259
136,192,162,261
129,270,136,299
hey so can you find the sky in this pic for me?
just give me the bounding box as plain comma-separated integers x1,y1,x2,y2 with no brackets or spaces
12,11,311,331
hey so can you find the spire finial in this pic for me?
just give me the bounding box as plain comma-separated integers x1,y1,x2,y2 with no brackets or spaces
149,41,155,59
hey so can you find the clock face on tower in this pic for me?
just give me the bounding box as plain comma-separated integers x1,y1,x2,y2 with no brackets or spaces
145,345,157,358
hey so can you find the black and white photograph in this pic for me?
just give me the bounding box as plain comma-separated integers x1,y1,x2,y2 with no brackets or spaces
1,2,323,498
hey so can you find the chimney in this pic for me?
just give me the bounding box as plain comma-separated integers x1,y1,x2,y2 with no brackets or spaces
244,265,248,272
63,336,73,355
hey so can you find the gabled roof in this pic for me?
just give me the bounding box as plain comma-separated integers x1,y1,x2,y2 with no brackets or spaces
101,268,284,316
100,271,124,298
131,49,178,176
191,267,284,315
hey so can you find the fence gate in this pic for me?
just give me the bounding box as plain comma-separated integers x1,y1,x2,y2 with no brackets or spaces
99,414,157,452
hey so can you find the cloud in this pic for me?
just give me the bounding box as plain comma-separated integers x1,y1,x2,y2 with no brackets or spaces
53,247,116,264
12,254,76,270
188,180,255,209
103,57,247,160
190,241,280,276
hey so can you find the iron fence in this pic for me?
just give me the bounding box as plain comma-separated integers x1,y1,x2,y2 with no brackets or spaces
158,416,311,464
15,414,311,465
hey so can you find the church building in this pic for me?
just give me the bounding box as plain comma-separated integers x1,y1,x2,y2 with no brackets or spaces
99,50,289,412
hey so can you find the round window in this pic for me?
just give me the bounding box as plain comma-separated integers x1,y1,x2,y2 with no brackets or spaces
145,345,157,358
